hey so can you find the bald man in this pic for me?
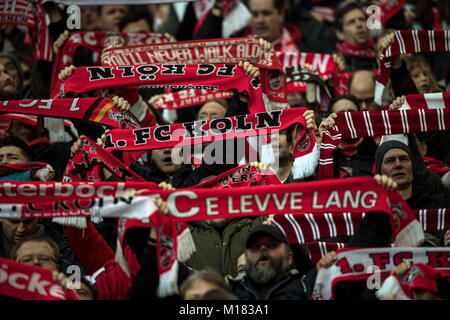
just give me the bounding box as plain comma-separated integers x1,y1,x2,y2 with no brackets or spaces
348,70,379,111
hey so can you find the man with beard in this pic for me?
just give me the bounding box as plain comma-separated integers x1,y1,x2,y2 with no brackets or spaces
0,63,17,99
228,224,309,300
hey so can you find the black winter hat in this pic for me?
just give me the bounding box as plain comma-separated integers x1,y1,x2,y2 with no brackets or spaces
246,224,288,249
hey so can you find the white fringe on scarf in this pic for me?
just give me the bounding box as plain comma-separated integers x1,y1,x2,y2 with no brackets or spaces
292,143,320,180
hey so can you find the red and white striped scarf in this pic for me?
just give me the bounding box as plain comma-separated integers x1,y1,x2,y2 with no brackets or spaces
307,241,346,264
103,37,287,111
375,30,450,105
319,103,450,179
50,31,168,98
312,247,450,300
0,97,140,129
0,0,52,62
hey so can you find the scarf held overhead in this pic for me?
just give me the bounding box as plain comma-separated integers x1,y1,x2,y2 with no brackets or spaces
0,0,52,62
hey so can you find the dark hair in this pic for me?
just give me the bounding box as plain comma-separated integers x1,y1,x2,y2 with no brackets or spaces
119,5,153,32
245,0,285,13
348,71,376,92
328,94,360,113
202,288,238,300
0,135,36,161
11,234,60,263
334,1,365,32
180,268,230,299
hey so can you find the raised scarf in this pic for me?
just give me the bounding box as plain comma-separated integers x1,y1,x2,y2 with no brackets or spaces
312,247,450,300
0,257,79,300
0,0,52,62
319,107,450,179
50,31,169,98
0,162,47,177
336,40,377,60
375,30,450,105
0,97,141,129
103,36,287,111
423,156,450,174
378,0,407,24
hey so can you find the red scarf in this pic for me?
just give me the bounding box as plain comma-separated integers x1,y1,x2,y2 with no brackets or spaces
276,51,337,92
104,37,287,111
0,1,52,62
50,31,168,98
0,257,78,300
0,162,47,177
336,40,377,60
60,64,265,112
319,108,450,179
0,97,140,129
312,247,450,300
423,156,450,174
376,30,450,105
378,0,407,24
153,89,233,110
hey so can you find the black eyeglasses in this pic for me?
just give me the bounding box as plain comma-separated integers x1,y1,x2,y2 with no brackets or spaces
19,255,56,264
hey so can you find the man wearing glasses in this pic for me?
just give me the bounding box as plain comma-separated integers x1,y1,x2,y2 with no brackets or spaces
11,234,59,272
348,70,380,111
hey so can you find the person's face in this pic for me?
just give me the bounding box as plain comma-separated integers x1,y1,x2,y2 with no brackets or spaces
184,280,220,300
197,102,227,121
0,145,30,164
411,67,431,94
74,282,94,300
331,98,359,114
380,148,413,189
245,234,292,284
0,64,16,97
8,119,41,144
151,147,182,175
249,0,284,43
0,57,19,90
99,5,127,32
16,241,58,272
1,218,38,245
122,19,152,33
338,8,369,45
81,5,100,31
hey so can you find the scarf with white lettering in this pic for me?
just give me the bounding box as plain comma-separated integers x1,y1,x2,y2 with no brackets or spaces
102,108,318,178
375,30,450,105
50,31,168,98
153,89,233,110
0,257,79,300
0,0,52,62
312,247,450,300
336,40,377,61
103,37,287,111
0,97,141,130
319,107,450,179
276,52,337,93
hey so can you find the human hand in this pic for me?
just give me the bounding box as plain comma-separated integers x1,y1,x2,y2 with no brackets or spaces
332,53,346,71
391,261,411,277
302,109,317,131
34,166,55,181
239,61,260,78
70,135,86,157
388,95,406,110
112,96,131,113
316,251,337,271
444,230,450,247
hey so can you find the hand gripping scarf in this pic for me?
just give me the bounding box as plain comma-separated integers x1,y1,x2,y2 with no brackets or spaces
0,97,141,129
0,162,48,178
103,36,287,111
312,247,450,300
375,30,450,105
50,31,169,98
0,0,52,62
0,257,79,300
319,105,450,179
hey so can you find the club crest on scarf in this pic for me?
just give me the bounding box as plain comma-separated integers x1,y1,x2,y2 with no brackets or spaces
158,225,176,268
